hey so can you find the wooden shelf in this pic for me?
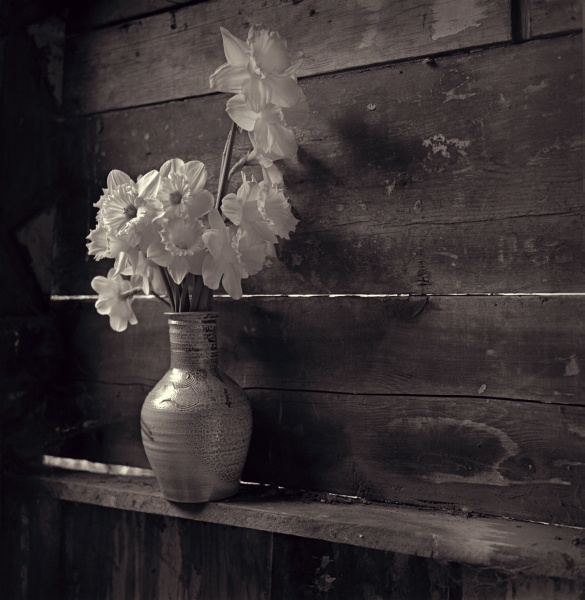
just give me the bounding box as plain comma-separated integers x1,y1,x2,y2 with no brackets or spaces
14,469,585,581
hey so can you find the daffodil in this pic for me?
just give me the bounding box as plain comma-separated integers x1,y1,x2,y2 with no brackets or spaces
233,226,276,278
227,94,308,159
98,170,160,247
156,158,214,219
209,25,304,109
147,215,207,284
90,269,138,332
87,224,141,277
221,175,277,244
202,208,247,300
258,181,299,239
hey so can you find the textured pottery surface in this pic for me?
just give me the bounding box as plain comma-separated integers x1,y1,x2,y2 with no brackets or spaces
140,312,252,503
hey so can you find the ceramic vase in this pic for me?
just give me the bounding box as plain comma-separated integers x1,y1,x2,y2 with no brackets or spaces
140,312,252,503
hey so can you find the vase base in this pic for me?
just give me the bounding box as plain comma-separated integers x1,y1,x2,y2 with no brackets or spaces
159,480,240,504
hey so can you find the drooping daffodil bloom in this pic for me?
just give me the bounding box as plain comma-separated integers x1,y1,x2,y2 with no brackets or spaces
209,25,304,109
221,175,278,244
156,158,214,219
226,94,308,160
202,208,247,300
147,215,207,284
232,226,276,278
87,223,142,278
90,268,139,332
257,181,299,239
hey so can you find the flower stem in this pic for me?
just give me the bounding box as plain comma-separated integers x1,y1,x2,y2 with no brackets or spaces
190,275,204,312
159,267,175,310
179,276,190,311
227,151,251,182
215,120,238,210
151,289,171,307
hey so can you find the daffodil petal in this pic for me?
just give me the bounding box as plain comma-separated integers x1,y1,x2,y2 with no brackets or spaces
183,160,207,191
185,251,205,276
209,63,247,93
136,170,160,199
167,256,189,284
264,74,303,108
146,240,173,267
188,189,214,220
220,27,249,67
160,158,184,178
242,77,271,113
202,254,225,290
222,264,244,300
107,170,133,188
253,119,298,159
202,229,224,260
226,95,258,131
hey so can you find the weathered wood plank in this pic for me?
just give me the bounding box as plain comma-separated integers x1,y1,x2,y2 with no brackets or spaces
51,295,585,524
270,534,461,599
244,391,585,526
53,36,584,295
63,0,512,114
0,490,63,600
526,0,583,38
54,296,585,403
60,502,272,600
461,565,585,600
66,0,200,32
21,470,585,580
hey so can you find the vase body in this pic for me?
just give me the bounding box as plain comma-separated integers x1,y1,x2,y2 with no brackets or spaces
140,312,252,503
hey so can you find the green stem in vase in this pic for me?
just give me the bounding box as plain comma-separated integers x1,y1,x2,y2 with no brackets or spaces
215,120,238,210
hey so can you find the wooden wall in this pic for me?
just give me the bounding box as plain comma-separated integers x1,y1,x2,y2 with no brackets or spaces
53,0,584,524
4,0,584,597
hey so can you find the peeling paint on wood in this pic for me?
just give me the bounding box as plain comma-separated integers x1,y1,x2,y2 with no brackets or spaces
430,0,489,40
62,0,511,114
54,36,584,296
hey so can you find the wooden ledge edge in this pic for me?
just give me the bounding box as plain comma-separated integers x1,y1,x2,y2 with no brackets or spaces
9,469,585,581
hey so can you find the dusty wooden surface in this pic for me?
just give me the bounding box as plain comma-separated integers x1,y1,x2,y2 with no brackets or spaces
63,0,511,114
54,35,584,295
13,470,585,582
526,0,583,37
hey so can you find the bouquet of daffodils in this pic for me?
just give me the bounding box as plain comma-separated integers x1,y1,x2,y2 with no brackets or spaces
87,25,307,331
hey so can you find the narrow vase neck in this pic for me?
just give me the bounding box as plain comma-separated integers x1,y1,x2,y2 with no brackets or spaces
167,312,218,371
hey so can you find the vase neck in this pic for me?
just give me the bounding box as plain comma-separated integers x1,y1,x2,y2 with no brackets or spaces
167,313,218,371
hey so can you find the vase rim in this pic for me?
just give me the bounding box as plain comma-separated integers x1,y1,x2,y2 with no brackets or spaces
165,311,218,320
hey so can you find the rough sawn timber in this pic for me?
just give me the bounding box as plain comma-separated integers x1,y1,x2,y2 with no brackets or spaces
526,0,583,37
19,470,585,582
51,296,585,525
63,0,511,114
54,296,585,403
54,35,584,295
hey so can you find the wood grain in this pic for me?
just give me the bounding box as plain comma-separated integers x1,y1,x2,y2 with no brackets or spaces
53,35,584,295
527,0,583,37
51,295,585,524
244,390,585,525
270,534,461,599
54,295,585,403
60,503,272,600
63,0,512,114
19,470,585,580
66,0,201,32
